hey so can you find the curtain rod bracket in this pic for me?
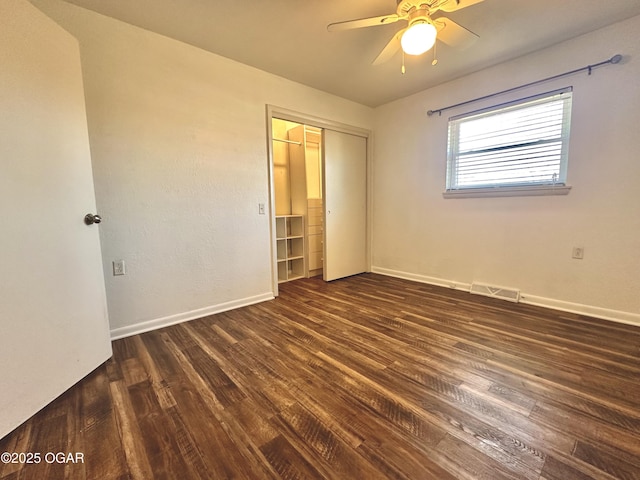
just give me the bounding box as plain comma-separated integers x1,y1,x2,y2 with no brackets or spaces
427,54,623,118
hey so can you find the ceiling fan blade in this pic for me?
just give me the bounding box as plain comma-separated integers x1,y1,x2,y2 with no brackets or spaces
433,17,479,49
372,29,405,66
438,0,485,13
327,14,399,32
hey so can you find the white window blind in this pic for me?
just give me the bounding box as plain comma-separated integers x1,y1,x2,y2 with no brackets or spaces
446,88,573,191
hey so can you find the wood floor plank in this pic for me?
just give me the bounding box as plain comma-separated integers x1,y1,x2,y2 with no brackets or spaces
540,453,617,480
62,386,87,480
108,380,154,480
273,402,389,480
529,398,640,457
79,368,129,480
21,413,68,480
2,273,639,479
573,441,640,480
0,418,32,478
260,434,325,480
433,434,533,480
159,329,281,480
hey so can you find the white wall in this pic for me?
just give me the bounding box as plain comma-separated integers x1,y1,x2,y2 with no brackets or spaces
34,0,373,338
372,15,640,324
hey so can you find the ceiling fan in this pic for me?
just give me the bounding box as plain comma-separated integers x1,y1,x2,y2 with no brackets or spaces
327,0,484,67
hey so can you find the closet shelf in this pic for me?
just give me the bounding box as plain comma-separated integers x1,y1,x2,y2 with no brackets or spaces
275,215,305,283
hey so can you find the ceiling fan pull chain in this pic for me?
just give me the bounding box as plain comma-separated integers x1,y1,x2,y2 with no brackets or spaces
402,49,406,74
432,40,438,66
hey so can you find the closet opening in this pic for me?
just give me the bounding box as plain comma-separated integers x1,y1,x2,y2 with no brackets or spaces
267,105,371,296
271,118,324,284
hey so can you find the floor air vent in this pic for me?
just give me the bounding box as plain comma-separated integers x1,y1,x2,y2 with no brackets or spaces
470,283,520,303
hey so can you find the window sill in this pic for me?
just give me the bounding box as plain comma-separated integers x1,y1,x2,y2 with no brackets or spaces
443,184,571,199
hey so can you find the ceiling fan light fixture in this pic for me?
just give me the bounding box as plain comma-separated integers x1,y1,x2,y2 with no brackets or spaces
400,21,437,56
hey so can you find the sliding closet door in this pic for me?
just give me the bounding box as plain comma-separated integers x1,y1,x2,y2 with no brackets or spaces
323,130,367,281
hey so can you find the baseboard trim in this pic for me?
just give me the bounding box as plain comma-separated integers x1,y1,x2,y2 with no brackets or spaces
519,294,640,327
109,292,275,340
371,267,472,292
371,266,640,327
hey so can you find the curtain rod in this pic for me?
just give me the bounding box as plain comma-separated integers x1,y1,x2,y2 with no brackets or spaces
427,54,623,117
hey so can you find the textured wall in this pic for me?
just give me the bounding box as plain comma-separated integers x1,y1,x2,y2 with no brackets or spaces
34,0,373,336
372,15,640,323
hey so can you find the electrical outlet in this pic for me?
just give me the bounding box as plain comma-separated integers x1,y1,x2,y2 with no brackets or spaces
113,259,126,276
258,203,265,215
572,247,584,260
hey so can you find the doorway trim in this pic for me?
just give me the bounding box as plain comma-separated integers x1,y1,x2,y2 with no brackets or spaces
265,105,372,296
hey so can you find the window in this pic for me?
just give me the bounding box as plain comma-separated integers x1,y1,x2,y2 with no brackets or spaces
445,88,572,196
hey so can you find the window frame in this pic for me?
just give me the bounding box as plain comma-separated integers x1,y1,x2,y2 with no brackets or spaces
444,88,573,198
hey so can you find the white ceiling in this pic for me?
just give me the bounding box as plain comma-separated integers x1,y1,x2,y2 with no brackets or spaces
60,0,640,107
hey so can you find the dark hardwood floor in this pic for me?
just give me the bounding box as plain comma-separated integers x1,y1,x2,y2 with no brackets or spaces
2,273,639,479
